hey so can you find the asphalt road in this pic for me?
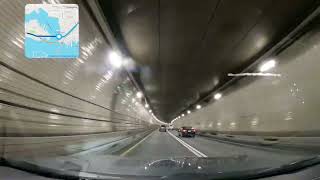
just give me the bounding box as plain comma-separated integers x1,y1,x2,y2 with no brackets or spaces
123,130,195,158
124,130,313,167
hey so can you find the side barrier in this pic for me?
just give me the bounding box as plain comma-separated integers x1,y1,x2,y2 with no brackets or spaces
198,131,320,154
1,129,154,159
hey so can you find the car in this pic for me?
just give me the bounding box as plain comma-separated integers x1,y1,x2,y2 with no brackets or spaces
168,124,174,130
178,126,196,137
159,125,167,132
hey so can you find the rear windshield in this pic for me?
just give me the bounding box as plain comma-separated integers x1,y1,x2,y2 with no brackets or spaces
161,125,166,127
182,126,192,129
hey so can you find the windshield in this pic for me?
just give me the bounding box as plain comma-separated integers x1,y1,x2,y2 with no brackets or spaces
1,0,320,179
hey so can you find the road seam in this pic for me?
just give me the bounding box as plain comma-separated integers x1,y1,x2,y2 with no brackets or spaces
167,131,207,157
120,131,155,156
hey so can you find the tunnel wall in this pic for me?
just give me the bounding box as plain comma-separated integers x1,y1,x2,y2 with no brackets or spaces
174,19,320,137
0,0,156,158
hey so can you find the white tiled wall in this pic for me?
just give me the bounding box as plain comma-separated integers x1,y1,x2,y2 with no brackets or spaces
174,22,320,135
0,0,156,157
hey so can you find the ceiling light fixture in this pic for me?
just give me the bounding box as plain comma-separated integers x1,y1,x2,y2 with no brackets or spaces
196,104,201,109
109,51,122,68
259,59,276,72
214,93,222,100
187,110,191,114
136,91,143,98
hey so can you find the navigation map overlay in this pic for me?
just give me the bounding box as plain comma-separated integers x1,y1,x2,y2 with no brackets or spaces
25,4,79,58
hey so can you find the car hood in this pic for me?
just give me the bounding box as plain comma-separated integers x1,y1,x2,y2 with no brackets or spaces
5,154,275,178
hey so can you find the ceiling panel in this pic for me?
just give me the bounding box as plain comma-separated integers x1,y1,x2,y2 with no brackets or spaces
99,0,317,121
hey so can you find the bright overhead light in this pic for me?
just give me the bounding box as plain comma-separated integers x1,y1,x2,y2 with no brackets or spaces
136,91,143,98
214,93,222,100
109,51,122,68
149,110,152,113
145,104,149,108
259,59,276,72
181,114,185,117
196,104,201,109
187,110,191,114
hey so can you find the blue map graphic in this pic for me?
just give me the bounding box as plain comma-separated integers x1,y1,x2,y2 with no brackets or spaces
25,7,79,58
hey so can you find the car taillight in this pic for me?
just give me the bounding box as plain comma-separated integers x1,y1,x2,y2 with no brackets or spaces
182,130,187,132
192,128,196,132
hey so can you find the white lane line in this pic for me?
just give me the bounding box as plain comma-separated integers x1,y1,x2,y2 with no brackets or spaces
167,131,207,157
121,131,155,156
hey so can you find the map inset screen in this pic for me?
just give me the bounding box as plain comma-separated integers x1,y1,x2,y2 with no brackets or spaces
25,4,79,58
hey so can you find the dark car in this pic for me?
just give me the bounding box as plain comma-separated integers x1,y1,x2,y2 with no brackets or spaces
178,126,196,137
159,125,167,132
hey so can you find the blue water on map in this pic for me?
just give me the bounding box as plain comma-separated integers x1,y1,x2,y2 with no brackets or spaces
25,7,79,58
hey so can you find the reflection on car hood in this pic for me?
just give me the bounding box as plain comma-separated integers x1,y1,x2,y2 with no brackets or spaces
5,155,320,180
9,154,268,177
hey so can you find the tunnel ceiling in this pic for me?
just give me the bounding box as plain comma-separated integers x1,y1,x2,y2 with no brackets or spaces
98,0,317,122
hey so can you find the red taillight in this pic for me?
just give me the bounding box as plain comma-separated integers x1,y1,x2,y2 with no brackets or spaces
192,128,196,132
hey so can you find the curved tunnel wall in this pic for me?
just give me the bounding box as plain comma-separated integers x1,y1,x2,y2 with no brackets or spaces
0,0,156,158
174,19,320,137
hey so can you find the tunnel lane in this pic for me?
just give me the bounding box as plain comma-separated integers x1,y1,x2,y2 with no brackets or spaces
122,130,196,159
177,132,309,165
123,130,313,167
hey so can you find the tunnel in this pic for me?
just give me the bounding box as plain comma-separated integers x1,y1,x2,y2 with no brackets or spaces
1,0,320,179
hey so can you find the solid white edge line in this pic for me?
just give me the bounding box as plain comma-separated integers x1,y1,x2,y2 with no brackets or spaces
167,131,207,157
121,131,155,156
175,137,207,157
173,136,203,157
168,131,205,157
